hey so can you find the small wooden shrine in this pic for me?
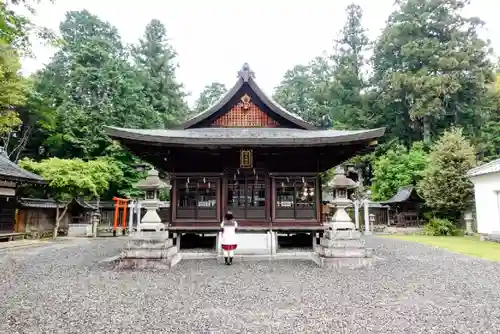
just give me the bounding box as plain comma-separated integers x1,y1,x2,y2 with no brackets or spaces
106,64,385,232
379,186,423,227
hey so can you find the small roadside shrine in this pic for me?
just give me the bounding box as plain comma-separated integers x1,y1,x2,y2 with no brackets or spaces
467,158,500,235
379,186,423,227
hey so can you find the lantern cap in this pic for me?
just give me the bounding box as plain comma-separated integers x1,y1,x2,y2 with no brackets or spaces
135,168,170,190
327,165,357,189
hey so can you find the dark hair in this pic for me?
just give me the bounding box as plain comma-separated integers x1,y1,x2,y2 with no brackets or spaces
224,211,234,221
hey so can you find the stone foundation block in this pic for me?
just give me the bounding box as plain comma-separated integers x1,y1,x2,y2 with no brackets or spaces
319,237,365,248
323,230,362,240
129,231,169,242
313,255,374,269
315,245,373,258
122,245,178,259
127,237,173,249
118,253,181,270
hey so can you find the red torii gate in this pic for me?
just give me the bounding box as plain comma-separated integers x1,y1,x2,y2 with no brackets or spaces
112,197,129,236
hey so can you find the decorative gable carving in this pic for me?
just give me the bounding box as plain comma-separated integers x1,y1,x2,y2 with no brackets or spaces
212,94,279,128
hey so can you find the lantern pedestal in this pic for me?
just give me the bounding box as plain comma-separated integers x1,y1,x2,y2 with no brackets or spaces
119,231,180,270
314,229,374,269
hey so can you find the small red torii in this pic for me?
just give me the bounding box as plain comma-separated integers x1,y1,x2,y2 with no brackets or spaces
112,197,128,236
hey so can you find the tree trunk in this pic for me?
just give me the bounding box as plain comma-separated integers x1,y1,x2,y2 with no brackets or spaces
54,204,69,240
422,116,431,145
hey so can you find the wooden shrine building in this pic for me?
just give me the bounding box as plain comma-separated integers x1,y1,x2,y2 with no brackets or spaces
106,64,385,232
0,149,44,239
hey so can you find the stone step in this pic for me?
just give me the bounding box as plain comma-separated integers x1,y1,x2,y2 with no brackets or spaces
315,245,373,258
319,238,365,248
122,245,178,259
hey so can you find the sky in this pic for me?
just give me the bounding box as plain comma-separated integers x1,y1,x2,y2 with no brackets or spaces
20,0,500,105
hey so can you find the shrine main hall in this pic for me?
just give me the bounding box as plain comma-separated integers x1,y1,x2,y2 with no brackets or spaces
106,64,384,234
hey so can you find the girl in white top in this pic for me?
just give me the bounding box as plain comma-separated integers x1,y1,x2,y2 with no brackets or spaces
220,211,238,265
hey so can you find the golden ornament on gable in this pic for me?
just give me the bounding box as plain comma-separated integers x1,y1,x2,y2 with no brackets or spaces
240,94,251,110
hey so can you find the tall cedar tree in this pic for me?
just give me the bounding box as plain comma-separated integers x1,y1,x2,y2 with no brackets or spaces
329,3,370,129
372,0,494,145
131,19,188,128
33,10,155,198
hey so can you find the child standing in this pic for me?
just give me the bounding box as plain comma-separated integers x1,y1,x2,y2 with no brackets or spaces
220,211,238,265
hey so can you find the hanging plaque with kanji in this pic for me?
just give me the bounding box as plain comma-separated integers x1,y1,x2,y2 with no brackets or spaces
240,149,253,168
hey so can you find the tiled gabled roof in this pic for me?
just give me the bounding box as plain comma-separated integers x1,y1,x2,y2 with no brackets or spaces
179,63,315,130
0,149,44,184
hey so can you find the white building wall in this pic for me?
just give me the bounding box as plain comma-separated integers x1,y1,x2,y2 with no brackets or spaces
470,172,500,234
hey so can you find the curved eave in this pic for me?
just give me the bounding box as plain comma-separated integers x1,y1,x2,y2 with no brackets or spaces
106,126,385,148
0,174,45,185
0,155,45,185
179,77,315,130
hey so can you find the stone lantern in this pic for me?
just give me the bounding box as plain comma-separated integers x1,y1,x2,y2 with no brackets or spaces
326,165,358,230
120,168,179,270
135,168,170,232
314,165,373,269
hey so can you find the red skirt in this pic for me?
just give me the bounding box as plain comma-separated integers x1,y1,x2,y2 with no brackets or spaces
222,244,237,251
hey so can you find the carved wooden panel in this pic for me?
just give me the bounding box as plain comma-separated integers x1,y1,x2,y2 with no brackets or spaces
212,94,279,127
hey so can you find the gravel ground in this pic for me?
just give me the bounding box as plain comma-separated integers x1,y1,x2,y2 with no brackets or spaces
1,236,500,333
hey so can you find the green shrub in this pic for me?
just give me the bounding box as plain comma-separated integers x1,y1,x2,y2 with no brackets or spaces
451,228,465,237
424,218,456,236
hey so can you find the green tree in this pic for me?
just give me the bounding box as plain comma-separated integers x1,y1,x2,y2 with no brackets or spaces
35,10,159,159
273,56,333,126
132,19,188,127
0,0,57,55
31,10,164,198
371,142,429,201
329,3,371,129
475,73,500,161
372,0,494,145
0,44,27,111
418,128,476,222
193,82,227,114
20,157,122,238
0,42,29,156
